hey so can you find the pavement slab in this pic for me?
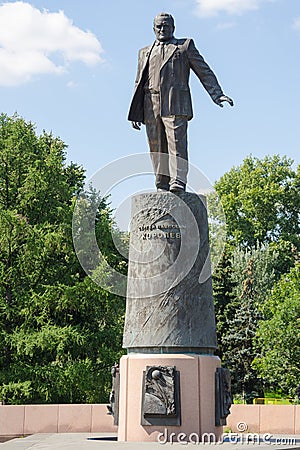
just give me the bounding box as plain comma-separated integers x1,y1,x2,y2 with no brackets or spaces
1,434,300,450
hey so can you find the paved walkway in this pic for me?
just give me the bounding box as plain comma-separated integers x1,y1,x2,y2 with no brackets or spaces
1,434,300,449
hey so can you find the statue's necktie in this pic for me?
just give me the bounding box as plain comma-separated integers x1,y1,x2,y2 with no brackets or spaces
159,42,165,60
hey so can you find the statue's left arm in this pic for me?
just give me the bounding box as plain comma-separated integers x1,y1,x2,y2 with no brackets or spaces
187,39,233,107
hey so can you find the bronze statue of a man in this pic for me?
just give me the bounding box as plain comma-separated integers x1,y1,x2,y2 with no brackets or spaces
128,13,233,192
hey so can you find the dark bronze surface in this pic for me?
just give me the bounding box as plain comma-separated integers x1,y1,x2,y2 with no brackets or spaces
107,363,120,426
141,365,181,426
128,13,233,191
123,192,217,352
215,367,232,426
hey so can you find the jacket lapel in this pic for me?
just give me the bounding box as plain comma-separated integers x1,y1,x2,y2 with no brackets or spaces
138,43,154,84
137,38,178,84
161,38,178,69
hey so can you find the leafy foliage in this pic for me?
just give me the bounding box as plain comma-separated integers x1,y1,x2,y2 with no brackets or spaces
253,263,300,398
215,155,300,263
1,114,299,404
221,246,277,401
213,246,236,358
0,113,126,404
214,244,280,401
222,256,263,402
213,154,300,399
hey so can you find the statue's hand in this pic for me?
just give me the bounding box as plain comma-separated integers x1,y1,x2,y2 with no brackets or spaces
216,95,234,107
131,121,142,130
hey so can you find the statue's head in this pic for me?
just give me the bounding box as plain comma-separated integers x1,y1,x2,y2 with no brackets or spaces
153,13,175,42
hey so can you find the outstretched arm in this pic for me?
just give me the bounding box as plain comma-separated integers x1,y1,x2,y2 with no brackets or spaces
187,39,234,107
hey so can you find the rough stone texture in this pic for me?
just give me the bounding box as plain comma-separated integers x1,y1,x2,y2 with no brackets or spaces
123,191,217,352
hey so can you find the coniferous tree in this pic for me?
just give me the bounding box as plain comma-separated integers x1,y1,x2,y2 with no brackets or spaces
0,114,126,404
213,246,236,358
218,245,279,401
222,258,263,402
213,155,300,400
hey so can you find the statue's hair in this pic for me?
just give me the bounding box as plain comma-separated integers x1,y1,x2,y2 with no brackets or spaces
153,13,175,27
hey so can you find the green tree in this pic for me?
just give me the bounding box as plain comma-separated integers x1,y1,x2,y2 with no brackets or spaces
253,263,300,398
213,246,236,358
222,257,263,402
213,154,300,400
0,113,126,404
215,155,300,273
218,244,279,401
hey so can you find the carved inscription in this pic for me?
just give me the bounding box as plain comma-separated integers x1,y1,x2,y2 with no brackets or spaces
138,223,183,240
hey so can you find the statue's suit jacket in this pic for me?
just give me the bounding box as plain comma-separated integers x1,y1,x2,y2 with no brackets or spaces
128,37,224,124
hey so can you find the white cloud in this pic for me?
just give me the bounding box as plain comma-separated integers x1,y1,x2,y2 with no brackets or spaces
67,80,79,89
292,17,300,30
195,0,262,17
0,1,103,86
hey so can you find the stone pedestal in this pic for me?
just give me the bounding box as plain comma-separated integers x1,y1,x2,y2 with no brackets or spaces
118,354,222,443
118,192,227,442
123,192,217,353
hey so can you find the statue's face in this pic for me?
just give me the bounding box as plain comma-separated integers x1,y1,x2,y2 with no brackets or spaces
153,17,174,42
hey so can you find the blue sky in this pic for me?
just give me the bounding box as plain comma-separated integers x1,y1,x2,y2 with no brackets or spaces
0,0,299,228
